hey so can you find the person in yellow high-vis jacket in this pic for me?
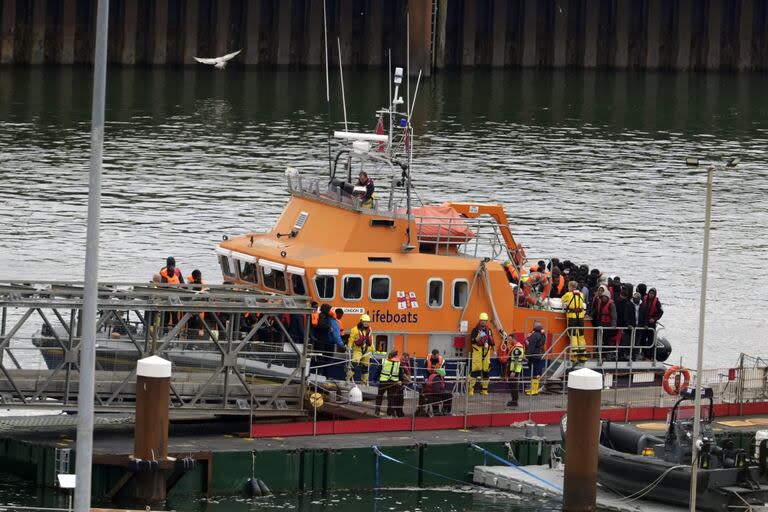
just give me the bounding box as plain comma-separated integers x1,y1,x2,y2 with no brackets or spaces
469,312,494,396
348,314,374,383
507,341,525,407
561,281,587,363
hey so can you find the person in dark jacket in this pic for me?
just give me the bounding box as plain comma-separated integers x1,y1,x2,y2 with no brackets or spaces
615,290,635,360
636,283,648,300
312,304,344,377
630,292,649,359
641,288,663,357
525,322,546,380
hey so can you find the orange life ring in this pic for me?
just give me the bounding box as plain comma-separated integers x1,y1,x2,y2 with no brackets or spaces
663,365,691,395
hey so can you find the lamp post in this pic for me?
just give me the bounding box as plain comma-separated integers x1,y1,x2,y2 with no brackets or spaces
685,156,739,512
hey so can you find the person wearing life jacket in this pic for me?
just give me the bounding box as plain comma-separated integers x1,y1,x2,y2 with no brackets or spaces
640,288,663,355
523,272,551,307
469,312,494,396
332,308,347,340
348,314,374,384
561,280,587,363
503,260,520,284
355,171,376,209
549,267,565,299
507,340,525,407
426,349,444,375
186,269,204,289
419,367,452,416
160,257,184,284
596,292,617,360
525,322,546,396
375,350,408,416
528,260,546,273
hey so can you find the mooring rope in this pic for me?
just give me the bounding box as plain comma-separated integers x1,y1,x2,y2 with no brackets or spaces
372,445,490,490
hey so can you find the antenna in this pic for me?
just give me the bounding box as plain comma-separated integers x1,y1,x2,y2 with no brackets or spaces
322,0,332,177
337,37,349,132
406,10,411,119
407,70,422,124
388,48,393,155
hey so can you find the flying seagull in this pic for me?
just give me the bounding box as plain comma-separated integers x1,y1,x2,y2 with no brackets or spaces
194,49,242,69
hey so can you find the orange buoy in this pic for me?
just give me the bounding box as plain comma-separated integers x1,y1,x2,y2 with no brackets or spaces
662,365,691,395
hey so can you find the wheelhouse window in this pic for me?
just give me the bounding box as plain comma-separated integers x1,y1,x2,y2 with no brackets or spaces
219,255,235,278
238,261,258,284
370,276,390,301
342,275,363,300
452,280,469,308
291,274,306,295
427,279,444,308
315,275,336,300
262,266,287,292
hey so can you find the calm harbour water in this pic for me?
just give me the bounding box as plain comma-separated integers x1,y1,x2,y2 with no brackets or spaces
2,67,767,368
0,66,767,510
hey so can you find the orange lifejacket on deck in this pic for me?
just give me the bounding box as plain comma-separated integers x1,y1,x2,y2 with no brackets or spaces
504,262,520,283
553,274,565,295
523,272,550,304
160,267,181,284
427,355,444,372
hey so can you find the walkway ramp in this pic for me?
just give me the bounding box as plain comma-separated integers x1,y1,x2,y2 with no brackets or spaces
473,465,685,512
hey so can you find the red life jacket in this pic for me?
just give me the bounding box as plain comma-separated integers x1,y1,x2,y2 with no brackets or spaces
354,327,372,347
644,296,660,320
598,299,614,325
425,373,445,393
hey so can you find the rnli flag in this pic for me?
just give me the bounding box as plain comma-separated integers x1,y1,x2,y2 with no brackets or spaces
375,116,385,152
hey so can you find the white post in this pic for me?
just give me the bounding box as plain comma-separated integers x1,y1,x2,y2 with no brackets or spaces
689,165,714,511
74,1,109,511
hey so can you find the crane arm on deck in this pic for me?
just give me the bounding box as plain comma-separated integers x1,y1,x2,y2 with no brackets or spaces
445,202,527,267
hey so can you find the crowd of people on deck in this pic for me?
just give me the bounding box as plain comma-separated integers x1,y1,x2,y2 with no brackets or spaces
507,258,664,363
151,256,664,417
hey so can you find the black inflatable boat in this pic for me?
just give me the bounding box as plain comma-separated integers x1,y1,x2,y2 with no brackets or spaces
598,387,768,511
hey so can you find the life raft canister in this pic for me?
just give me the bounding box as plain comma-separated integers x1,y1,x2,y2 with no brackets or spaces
662,365,691,395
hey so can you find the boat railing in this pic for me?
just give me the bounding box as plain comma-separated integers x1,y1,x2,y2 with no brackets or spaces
413,214,514,262
537,325,662,382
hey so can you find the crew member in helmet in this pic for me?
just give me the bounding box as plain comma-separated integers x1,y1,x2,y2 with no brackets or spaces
561,280,587,363
469,312,495,396
348,314,374,384
160,257,184,284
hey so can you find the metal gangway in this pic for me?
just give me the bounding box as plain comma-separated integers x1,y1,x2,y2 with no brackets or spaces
0,281,313,417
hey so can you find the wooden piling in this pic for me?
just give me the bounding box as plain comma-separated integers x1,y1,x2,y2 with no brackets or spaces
61,0,76,64
132,356,171,503
522,0,537,67
491,0,506,67
215,0,230,59
645,0,661,69
30,0,46,65
434,0,448,69
583,0,598,68
739,0,753,70
0,0,15,64
245,0,261,65
367,0,383,67
152,0,168,65
277,0,292,66
707,0,722,70
183,0,199,64
305,0,322,66
677,0,692,70
409,0,432,75
121,0,137,65
563,368,603,512
614,0,629,68
553,0,568,68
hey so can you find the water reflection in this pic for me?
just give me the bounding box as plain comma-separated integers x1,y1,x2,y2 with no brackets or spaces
0,67,767,367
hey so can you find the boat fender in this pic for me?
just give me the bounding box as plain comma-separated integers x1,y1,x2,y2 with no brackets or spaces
246,478,262,497
257,479,271,496
662,365,691,395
